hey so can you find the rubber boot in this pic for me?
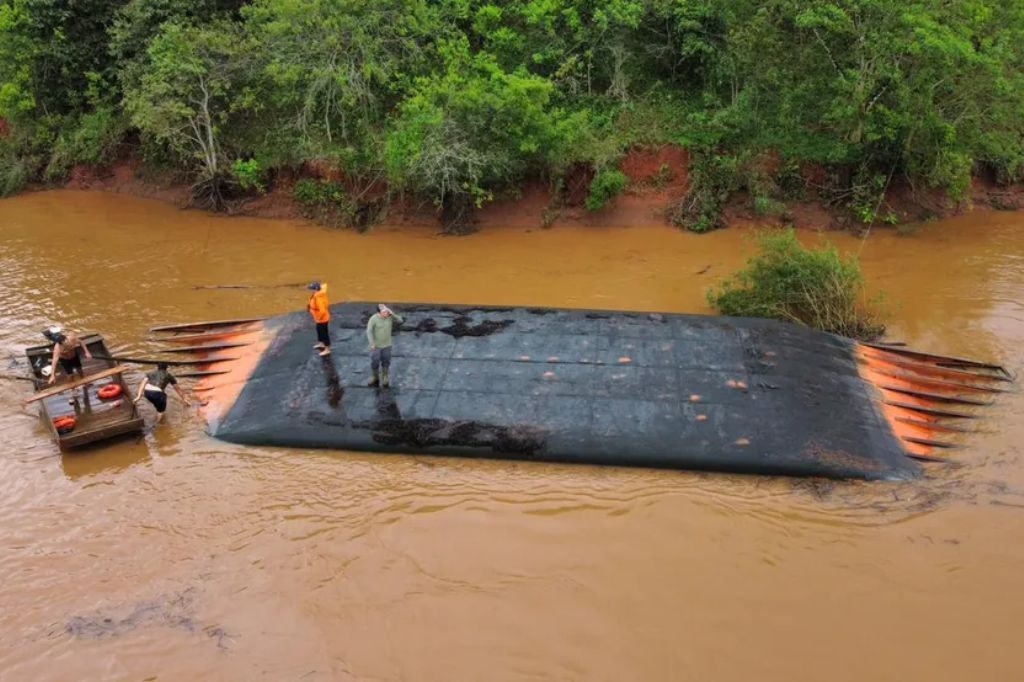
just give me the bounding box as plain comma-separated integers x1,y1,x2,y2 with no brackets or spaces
381,368,390,388
367,370,379,387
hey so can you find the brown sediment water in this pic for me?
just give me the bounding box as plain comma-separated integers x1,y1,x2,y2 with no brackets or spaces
1,190,1022,681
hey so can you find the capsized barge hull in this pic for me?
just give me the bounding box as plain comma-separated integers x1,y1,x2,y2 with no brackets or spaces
182,304,1010,480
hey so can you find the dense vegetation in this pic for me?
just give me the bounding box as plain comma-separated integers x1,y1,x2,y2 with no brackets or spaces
708,229,883,338
2,0,1024,232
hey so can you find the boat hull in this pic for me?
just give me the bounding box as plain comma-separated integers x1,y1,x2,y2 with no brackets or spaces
193,303,992,480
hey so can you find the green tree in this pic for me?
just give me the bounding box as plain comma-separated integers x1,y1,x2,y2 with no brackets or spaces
0,0,131,180
111,0,247,96
123,20,257,207
1,0,1023,227
728,0,1024,199
449,0,646,98
385,40,559,232
0,2,37,128
244,0,439,165
0,0,122,122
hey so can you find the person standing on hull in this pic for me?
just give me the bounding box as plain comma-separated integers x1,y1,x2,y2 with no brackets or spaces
45,326,92,385
307,281,332,357
134,362,190,424
366,304,403,387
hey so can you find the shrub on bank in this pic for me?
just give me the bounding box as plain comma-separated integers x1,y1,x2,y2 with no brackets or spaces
669,152,741,233
585,169,628,211
0,148,29,197
232,158,266,194
44,107,127,181
708,229,883,340
293,178,386,232
294,178,352,223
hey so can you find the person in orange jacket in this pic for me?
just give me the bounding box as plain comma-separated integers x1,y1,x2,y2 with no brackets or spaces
307,281,331,357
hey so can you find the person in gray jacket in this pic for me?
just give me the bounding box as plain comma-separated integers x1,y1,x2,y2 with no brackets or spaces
366,304,404,387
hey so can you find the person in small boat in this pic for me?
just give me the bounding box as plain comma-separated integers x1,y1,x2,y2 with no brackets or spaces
133,362,190,423
307,281,331,357
366,304,403,387
44,326,92,385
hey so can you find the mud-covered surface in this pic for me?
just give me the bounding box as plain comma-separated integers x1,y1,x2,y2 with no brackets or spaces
409,315,515,338
211,303,918,480
355,414,547,456
802,443,887,477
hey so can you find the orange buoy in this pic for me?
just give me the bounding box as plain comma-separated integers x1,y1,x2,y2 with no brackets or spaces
97,383,123,400
53,416,77,433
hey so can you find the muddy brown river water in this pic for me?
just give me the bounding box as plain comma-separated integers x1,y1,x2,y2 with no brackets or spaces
1,190,1023,681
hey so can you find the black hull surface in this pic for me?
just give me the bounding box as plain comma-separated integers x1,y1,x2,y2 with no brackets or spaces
186,303,1011,480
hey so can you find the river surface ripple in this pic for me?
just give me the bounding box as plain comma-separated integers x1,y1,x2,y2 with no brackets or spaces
1,191,1022,681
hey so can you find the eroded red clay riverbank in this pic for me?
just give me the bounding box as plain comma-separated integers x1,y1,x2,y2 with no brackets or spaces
53,145,1024,233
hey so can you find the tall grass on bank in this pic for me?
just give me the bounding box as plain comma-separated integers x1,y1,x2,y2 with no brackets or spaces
708,229,884,340
0,150,29,197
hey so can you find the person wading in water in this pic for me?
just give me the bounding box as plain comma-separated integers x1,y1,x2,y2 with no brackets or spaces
307,282,332,357
45,326,92,385
366,304,403,387
134,362,190,424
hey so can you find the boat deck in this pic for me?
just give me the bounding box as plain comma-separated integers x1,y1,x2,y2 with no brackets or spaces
26,338,145,448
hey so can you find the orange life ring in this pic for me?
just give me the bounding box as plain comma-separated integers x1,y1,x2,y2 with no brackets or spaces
53,416,77,433
97,383,123,400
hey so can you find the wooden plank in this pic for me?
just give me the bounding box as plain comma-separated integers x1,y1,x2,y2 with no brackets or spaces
94,355,240,366
877,384,991,406
149,329,259,344
24,366,127,404
906,452,952,463
61,417,144,449
159,342,252,354
150,317,266,333
902,436,958,449
856,353,1013,383
862,342,1009,375
873,369,1008,394
191,282,307,291
883,400,975,419
65,403,134,430
893,416,970,434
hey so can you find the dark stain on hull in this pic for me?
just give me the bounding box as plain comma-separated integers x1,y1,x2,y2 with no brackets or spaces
410,315,514,338
354,414,547,456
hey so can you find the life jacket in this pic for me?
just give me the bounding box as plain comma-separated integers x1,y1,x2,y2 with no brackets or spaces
308,284,330,324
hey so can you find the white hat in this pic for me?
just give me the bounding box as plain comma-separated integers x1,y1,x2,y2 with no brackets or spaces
48,324,63,336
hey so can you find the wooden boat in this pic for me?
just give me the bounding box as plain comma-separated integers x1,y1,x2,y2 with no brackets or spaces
24,333,145,449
